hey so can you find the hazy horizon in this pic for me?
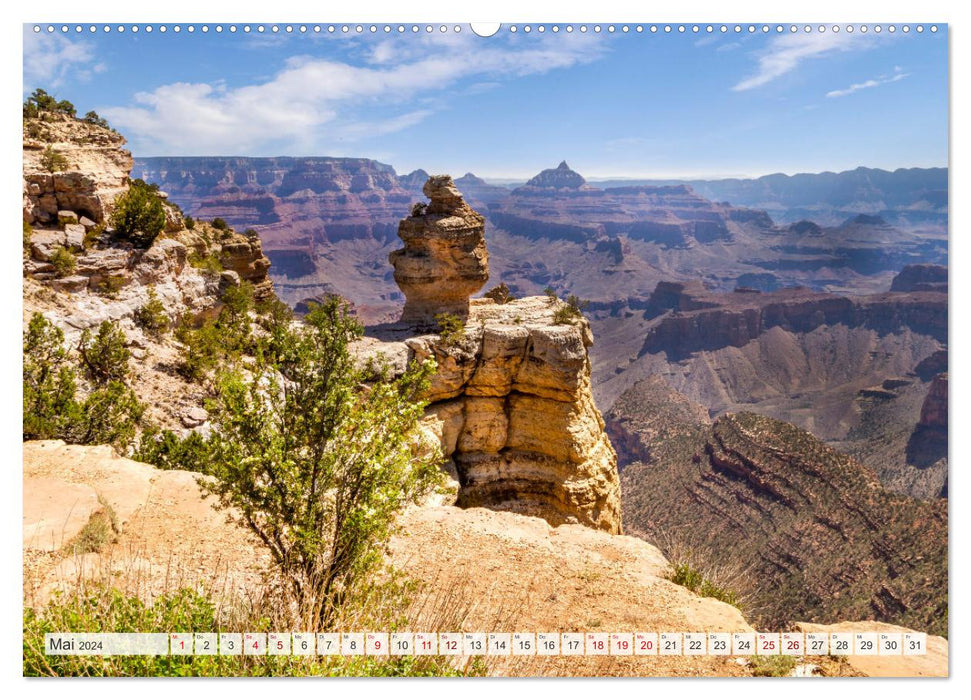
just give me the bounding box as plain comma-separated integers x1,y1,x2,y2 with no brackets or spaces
131,152,947,185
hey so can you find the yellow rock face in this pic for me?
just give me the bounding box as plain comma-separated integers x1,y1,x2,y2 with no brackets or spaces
362,296,623,534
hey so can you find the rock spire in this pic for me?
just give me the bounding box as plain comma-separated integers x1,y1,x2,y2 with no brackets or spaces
389,175,489,324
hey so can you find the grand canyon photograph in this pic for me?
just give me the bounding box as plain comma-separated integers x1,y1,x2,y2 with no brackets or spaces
20,18,948,680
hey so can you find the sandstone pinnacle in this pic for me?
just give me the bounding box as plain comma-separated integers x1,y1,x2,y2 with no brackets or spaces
389,175,489,324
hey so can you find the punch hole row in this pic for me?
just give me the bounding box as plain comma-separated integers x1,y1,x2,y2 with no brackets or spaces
33,24,940,35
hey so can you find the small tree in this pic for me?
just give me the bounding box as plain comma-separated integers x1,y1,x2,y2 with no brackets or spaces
27,88,57,112
55,99,76,117
50,246,76,278
134,287,170,338
200,298,442,628
552,294,590,326
23,314,80,440
110,180,166,248
82,110,109,128
78,321,130,384
23,314,143,449
40,145,68,173
435,312,465,346
211,217,229,231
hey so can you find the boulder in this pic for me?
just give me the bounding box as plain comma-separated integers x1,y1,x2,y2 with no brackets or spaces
29,230,66,262
58,210,79,227
64,223,86,251
180,406,209,428
50,275,89,293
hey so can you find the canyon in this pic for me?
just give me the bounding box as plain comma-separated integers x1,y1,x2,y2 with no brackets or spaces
137,157,948,500
23,111,948,674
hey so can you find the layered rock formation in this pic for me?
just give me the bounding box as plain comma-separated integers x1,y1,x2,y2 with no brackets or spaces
216,229,274,301
22,113,275,430
361,300,622,533
389,176,489,324
587,166,948,229
610,389,948,637
638,283,947,359
135,156,422,318
363,181,621,532
891,263,948,292
23,114,132,225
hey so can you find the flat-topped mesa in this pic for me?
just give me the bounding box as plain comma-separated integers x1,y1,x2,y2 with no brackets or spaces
389,175,489,324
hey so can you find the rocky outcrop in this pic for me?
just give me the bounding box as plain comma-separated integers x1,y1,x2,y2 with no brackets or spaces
367,183,620,532
917,373,948,431
389,176,489,324
23,114,132,225
640,283,947,359
217,229,274,301
891,264,948,293
360,297,622,533
134,156,422,315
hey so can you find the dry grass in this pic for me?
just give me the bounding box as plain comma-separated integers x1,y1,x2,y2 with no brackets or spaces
637,525,760,619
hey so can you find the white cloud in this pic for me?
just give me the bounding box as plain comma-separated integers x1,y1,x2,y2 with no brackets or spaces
102,33,605,155
825,68,910,98
23,28,98,90
732,32,863,91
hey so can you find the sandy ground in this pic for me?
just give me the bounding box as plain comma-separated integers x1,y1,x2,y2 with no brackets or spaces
23,440,946,677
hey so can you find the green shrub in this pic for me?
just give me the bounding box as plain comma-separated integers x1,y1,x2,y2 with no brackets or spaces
175,317,245,383
544,285,558,304
40,145,68,173
23,314,143,450
50,246,76,278
93,274,126,298
134,426,211,473
23,221,32,254
435,312,465,346
56,99,76,117
188,250,223,273
750,655,798,677
26,88,57,111
201,298,442,628
78,321,130,384
83,224,103,249
174,283,255,382
552,294,589,326
23,313,80,441
81,110,109,128
110,180,166,248
184,215,195,230
67,380,144,449
25,122,48,140
211,217,229,231
134,287,170,338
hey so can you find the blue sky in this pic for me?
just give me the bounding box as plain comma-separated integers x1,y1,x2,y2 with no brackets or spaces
23,24,948,179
